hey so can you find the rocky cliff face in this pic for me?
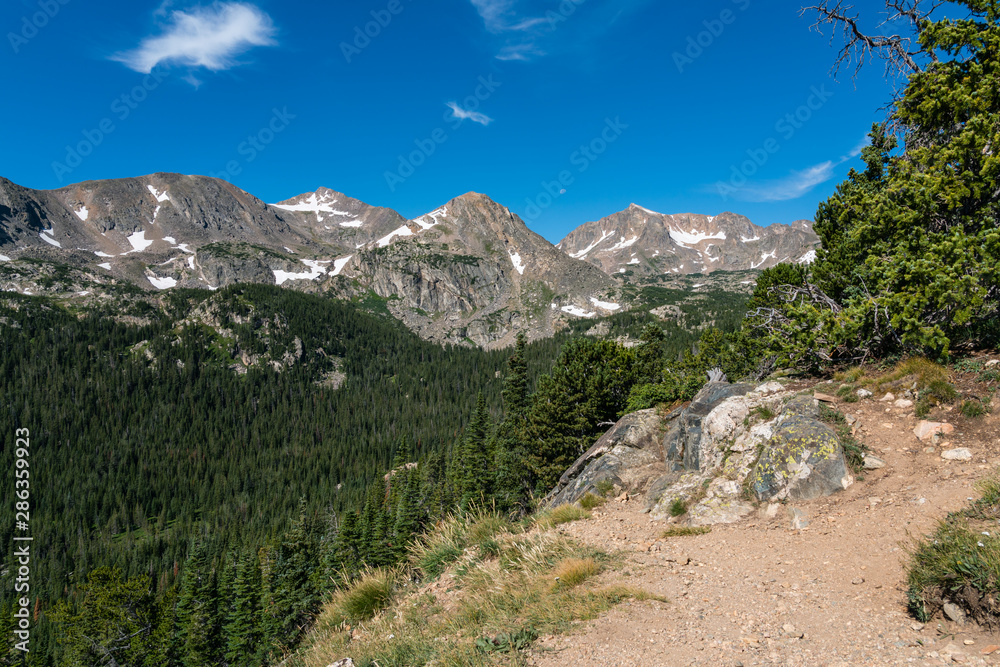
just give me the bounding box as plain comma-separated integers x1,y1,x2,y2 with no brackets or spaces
343,193,619,348
557,205,819,277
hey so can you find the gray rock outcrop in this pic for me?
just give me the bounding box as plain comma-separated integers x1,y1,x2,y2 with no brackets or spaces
547,380,855,527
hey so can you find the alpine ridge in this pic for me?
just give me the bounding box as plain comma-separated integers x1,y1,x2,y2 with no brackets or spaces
557,204,819,277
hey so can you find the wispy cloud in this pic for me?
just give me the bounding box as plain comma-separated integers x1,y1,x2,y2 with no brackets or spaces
468,0,550,61
470,0,545,33
726,135,870,202
113,2,277,75
737,161,839,203
447,102,494,126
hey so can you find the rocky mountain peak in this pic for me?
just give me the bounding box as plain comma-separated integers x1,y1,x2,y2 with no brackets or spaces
558,205,819,278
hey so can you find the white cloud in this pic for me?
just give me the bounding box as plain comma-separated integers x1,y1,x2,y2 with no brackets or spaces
729,135,871,202
447,102,494,126
113,2,277,74
848,136,870,157
468,0,550,61
496,42,545,61
737,161,839,203
470,0,545,33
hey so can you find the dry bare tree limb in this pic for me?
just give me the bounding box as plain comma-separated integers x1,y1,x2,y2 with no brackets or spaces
800,0,942,86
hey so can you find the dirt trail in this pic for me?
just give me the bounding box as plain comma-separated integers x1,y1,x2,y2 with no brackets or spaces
530,391,1000,667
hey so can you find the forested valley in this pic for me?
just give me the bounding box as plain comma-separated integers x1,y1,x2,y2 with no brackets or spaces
0,282,748,666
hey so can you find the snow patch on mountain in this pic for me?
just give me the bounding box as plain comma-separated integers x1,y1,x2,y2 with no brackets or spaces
147,185,170,203
570,230,614,259
0,254,10,262
98,262,112,270
39,230,61,248
798,250,817,264
561,305,596,318
377,225,414,248
589,297,620,311
273,259,330,286
148,275,177,290
75,206,89,221
332,256,352,276
509,251,526,275
670,229,727,245
632,204,662,216
752,250,777,270
127,231,153,253
271,192,352,223
607,236,638,252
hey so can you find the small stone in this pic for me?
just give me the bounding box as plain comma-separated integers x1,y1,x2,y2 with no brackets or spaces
942,448,973,462
763,503,781,519
894,399,914,409
986,360,999,368
915,421,955,442
789,508,809,530
863,455,887,470
982,645,1000,655
852,577,865,585
782,623,803,638
869,497,883,507
845,414,858,426
924,447,937,454
880,393,896,402
328,660,356,667
943,602,966,624
814,392,837,403
911,622,925,631
964,640,975,646
857,389,874,399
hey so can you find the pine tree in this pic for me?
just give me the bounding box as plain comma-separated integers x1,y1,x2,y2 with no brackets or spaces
175,542,220,667
223,550,262,667
457,392,491,508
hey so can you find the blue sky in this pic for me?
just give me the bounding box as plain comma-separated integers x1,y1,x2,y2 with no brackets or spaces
1,0,897,242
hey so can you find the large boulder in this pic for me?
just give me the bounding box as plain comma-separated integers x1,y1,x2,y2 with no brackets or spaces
748,414,854,502
662,381,754,472
545,409,662,507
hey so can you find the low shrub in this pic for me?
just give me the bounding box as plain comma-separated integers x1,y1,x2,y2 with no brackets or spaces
906,474,1000,626
662,526,712,538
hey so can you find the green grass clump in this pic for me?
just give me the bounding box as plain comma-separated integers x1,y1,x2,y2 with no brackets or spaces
327,568,397,624
551,557,602,589
960,399,989,419
534,504,591,529
595,479,616,497
906,473,1000,625
750,405,776,421
668,498,688,518
662,526,712,538
579,492,606,510
409,509,517,580
818,403,867,474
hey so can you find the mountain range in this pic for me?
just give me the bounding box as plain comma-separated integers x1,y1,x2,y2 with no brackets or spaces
0,173,819,347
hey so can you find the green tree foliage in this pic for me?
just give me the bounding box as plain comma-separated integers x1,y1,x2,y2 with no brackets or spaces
766,2,1000,362
52,567,173,667
525,339,637,490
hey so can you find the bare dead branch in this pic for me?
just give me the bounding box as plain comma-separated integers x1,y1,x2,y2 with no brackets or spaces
800,0,942,88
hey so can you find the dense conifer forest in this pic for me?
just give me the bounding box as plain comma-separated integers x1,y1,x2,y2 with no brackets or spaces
0,284,748,665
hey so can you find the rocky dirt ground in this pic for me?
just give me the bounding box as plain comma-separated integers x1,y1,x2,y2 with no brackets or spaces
528,383,1000,667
